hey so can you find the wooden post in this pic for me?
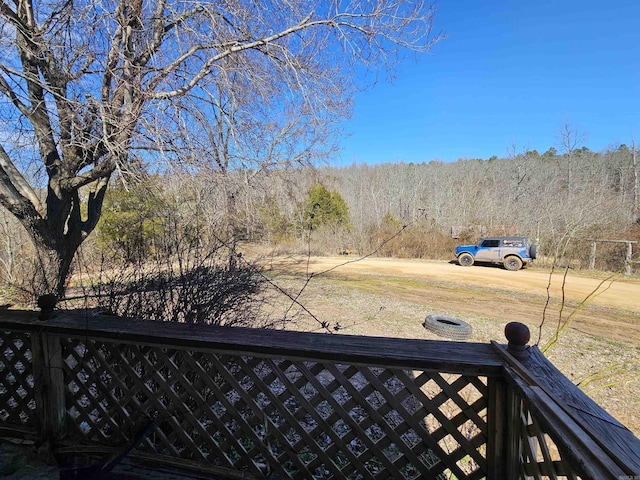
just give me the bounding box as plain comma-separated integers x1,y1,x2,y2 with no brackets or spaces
32,331,66,442
503,385,522,479
501,322,532,478
589,240,596,270
625,241,633,275
486,376,508,479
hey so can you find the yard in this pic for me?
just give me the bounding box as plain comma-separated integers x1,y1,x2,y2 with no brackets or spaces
264,254,640,436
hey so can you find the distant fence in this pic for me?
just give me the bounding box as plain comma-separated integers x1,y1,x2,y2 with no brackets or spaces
589,239,637,275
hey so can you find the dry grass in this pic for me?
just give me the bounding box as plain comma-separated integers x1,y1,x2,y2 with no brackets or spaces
267,270,640,438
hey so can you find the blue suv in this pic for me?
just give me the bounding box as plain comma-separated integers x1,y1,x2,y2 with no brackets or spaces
455,236,538,271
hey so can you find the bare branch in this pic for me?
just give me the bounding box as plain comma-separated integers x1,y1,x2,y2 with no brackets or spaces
0,68,32,118
0,144,44,214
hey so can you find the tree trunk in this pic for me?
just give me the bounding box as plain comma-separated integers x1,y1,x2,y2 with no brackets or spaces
31,238,77,301
633,140,638,223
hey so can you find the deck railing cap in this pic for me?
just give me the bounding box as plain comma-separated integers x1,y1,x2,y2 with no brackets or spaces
504,321,530,359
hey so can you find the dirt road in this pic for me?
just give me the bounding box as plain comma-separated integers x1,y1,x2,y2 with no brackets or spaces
270,255,640,345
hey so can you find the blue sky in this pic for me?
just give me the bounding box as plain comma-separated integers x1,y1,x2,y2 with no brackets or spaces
335,0,640,165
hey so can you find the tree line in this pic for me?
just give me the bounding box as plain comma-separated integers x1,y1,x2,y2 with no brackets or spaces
2,139,638,318
193,140,639,268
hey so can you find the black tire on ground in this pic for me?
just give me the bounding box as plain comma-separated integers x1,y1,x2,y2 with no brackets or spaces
458,253,474,267
503,256,523,271
423,315,473,340
530,244,539,259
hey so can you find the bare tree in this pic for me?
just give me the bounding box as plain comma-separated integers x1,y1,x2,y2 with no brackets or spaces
556,122,587,196
0,0,440,299
633,139,639,223
171,56,346,259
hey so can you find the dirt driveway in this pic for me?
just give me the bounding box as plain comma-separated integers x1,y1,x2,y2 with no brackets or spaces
270,255,640,345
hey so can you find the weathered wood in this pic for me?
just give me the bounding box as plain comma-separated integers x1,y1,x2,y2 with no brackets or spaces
54,445,264,480
2,310,639,479
0,330,37,432
503,385,521,480
495,343,640,475
512,377,625,479
0,310,504,376
485,376,507,479
592,239,638,243
31,330,66,442
2,311,498,479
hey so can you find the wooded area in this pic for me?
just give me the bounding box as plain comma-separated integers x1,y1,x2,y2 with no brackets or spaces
2,141,639,304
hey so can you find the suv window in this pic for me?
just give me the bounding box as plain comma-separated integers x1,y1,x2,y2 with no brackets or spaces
503,239,524,247
480,239,500,248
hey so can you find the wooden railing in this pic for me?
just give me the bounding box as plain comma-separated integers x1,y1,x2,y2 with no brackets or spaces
1,309,639,479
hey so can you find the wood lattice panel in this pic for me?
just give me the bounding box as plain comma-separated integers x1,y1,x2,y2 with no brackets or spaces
0,331,36,431
517,399,581,480
60,336,490,479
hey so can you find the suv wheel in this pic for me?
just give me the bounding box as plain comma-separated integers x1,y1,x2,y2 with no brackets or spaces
503,256,523,271
458,253,474,267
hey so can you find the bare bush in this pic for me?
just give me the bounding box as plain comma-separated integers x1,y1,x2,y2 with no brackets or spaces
83,248,278,328
367,222,456,259
92,260,271,327
67,212,284,328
